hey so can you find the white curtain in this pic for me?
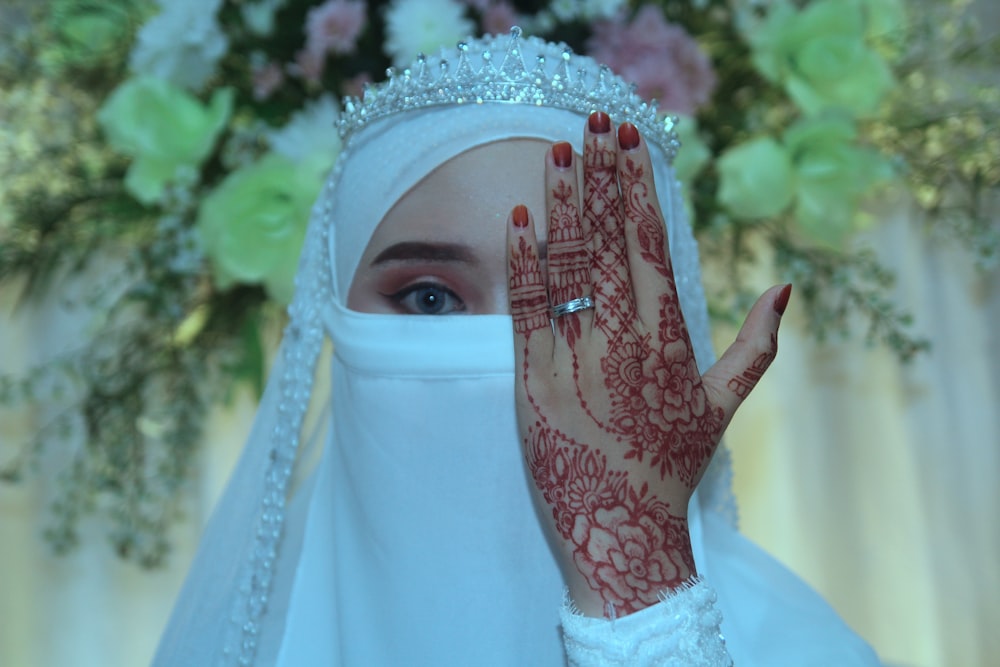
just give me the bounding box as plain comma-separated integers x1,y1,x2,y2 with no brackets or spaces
718,207,1000,667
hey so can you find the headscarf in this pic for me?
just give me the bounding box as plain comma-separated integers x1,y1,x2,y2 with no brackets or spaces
154,32,879,667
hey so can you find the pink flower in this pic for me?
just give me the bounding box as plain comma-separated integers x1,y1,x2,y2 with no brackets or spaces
305,0,367,56
290,48,326,86
587,5,717,115
252,61,285,101
293,0,367,83
481,1,519,35
342,72,373,98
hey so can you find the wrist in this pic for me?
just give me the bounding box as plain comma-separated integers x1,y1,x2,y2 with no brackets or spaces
562,533,697,619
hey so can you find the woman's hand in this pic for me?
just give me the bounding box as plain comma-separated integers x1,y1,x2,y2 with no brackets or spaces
506,111,790,619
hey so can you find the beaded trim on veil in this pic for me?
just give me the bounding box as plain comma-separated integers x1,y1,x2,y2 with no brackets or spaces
219,28,738,665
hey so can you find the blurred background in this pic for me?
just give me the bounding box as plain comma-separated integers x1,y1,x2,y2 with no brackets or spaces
1,0,998,665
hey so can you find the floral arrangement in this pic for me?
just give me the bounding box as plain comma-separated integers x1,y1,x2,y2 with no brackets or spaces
1,0,996,565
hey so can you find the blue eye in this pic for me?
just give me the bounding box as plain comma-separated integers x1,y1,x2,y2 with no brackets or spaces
386,282,466,315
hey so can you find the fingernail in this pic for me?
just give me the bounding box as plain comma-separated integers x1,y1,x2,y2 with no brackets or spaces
553,141,573,169
618,123,640,151
513,204,529,228
588,111,611,134
774,283,792,316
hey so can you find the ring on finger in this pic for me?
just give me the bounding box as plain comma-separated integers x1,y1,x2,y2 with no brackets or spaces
550,296,595,318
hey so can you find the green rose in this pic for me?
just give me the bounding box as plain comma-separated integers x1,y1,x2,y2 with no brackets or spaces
42,0,151,72
673,116,711,184
97,76,232,204
716,137,795,219
197,154,320,303
784,115,893,244
750,0,894,117
860,0,906,41
859,0,908,61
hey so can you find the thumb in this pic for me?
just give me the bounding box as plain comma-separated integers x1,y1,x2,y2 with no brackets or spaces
702,284,791,429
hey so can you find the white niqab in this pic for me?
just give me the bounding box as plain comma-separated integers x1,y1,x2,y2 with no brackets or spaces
273,103,715,665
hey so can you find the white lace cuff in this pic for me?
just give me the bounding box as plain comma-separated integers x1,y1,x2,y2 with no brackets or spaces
560,578,733,667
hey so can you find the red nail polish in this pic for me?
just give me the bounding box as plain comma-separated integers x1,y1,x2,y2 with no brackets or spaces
589,111,611,134
513,204,529,228
774,283,792,316
553,142,573,169
618,123,640,150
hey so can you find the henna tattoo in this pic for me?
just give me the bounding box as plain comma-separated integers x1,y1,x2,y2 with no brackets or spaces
583,140,637,347
526,425,694,616
657,280,687,345
547,180,590,345
509,236,549,336
727,332,778,398
515,124,737,617
620,156,670,278
582,291,722,485
548,144,722,485
527,425,627,538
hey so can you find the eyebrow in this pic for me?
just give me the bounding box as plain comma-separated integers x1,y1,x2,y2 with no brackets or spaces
369,239,549,266
371,242,477,265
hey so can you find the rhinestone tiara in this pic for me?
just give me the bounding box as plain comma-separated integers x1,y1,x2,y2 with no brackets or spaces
337,27,680,162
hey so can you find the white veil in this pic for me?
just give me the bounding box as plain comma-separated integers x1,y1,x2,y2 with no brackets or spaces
154,32,879,667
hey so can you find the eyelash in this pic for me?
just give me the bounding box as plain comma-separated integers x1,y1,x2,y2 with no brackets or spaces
381,281,467,315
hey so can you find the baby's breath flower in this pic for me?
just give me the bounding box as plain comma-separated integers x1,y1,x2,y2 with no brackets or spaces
383,0,474,68
129,0,228,91
267,94,342,181
241,0,287,37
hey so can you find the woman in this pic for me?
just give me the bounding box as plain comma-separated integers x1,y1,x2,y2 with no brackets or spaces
155,31,879,666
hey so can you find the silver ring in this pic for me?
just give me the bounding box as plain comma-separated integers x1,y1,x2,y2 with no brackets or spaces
550,296,595,318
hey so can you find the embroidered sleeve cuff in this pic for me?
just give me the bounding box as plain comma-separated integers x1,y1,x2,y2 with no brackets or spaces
559,578,733,667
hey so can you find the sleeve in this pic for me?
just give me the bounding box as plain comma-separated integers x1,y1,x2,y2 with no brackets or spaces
559,578,734,667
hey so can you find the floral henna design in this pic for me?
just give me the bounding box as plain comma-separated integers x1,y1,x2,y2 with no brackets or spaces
584,280,721,484
525,424,694,615
620,155,670,278
657,279,687,344
527,424,627,537
572,502,693,614
555,140,722,486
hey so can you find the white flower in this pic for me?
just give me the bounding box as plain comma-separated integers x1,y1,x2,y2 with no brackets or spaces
129,0,229,92
548,0,581,22
530,10,557,33
267,95,343,179
383,0,475,68
242,0,289,37
581,0,627,21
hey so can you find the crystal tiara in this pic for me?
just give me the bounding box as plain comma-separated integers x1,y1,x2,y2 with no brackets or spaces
336,27,680,162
